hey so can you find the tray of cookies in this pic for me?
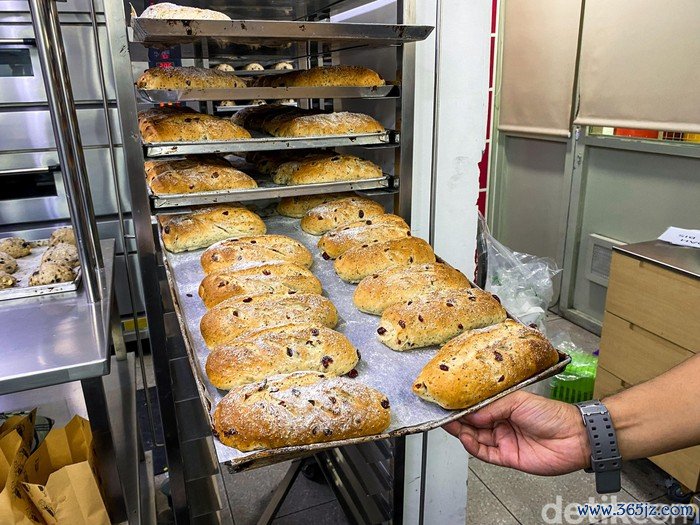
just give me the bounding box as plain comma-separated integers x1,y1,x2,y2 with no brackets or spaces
157,202,570,470
0,228,82,301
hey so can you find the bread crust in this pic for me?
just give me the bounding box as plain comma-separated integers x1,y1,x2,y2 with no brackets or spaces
201,235,313,273
159,206,266,253
277,193,353,218
377,288,507,350
354,263,471,315
272,154,382,186
146,158,257,194
301,197,385,235
317,214,410,259
270,112,384,138
334,237,436,283
139,111,251,143
136,66,246,90
200,293,338,347
413,320,559,409
259,65,385,88
198,262,322,308
205,324,359,389
212,371,391,451
139,2,230,20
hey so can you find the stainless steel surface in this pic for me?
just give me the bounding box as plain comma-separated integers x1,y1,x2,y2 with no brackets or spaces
151,176,393,208
144,130,399,157
131,18,433,47
29,0,102,301
0,239,83,301
614,240,700,280
138,85,399,103
160,214,570,469
0,239,115,395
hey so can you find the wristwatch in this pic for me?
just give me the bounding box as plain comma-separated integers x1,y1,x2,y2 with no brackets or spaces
575,400,622,494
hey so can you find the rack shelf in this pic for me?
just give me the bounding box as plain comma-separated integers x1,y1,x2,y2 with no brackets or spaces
143,130,399,157
137,84,400,103
150,176,396,209
0,239,116,396
131,18,433,47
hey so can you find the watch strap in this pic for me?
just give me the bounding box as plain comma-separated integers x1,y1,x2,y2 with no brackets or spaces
575,400,622,494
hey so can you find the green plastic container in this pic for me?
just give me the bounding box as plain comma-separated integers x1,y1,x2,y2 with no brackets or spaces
549,350,598,403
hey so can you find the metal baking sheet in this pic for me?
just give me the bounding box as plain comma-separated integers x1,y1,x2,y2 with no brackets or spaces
0,240,82,301
138,85,399,103
143,130,399,157
159,214,570,470
150,176,394,208
131,18,434,47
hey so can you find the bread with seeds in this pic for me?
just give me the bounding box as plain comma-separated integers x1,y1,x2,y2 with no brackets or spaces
377,288,507,351
277,192,353,218
212,371,391,450
201,235,313,273
317,214,410,259
413,320,559,409
205,324,359,389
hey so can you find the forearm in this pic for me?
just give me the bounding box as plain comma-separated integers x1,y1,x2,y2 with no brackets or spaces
603,353,700,460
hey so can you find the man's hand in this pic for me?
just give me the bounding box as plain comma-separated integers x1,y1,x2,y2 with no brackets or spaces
443,391,591,476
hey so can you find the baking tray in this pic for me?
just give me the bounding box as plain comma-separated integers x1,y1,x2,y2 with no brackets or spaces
138,85,399,103
143,130,399,157
131,18,434,48
0,240,82,301
149,176,394,208
159,214,570,471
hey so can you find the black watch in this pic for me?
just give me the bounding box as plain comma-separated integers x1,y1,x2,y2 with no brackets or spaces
575,400,622,494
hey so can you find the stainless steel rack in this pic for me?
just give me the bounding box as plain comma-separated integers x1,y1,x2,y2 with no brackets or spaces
104,1,433,523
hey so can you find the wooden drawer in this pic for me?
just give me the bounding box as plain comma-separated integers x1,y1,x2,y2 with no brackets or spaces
606,252,700,353
593,367,629,399
599,311,694,386
651,446,700,492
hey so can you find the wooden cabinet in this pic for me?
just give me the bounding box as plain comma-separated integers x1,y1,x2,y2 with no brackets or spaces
595,244,700,491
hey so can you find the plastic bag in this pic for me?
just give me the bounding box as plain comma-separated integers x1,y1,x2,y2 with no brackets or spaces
476,212,561,332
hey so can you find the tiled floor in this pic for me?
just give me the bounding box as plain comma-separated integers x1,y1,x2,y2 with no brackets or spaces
145,315,687,524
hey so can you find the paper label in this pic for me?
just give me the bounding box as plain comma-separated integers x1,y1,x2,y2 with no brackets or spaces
658,227,700,248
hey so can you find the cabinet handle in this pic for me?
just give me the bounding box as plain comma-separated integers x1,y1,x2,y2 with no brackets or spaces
0,38,37,47
0,165,59,177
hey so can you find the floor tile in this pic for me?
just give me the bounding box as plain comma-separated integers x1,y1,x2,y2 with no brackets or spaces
223,461,292,525
620,459,669,502
467,472,520,525
272,500,351,525
469,458,636,525
277,463,336,517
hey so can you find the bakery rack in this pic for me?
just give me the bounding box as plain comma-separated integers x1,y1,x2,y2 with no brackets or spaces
0,0,148,522
103,1,435,523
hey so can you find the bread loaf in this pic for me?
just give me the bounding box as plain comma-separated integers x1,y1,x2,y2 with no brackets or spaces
272,154,382,186
0,271,16,289
198,262,322,308
28,262,75,286
159,206,266,253
277,193,353,218
270,112,385,138
138,2,230,20
413,320,559,409
317,214,410,259
200,293,338,347
136,67,246,90
231,104,306,132
301,197,385,235
201,235,313,273
205,324,359,389
137,105,196,128
139,110,251,143
259,65,385,88
354,263,471,315
0,252,17,274
49,227,75,247
41,242,80,268
334,237,436,283
146,158,257,195
377,288,507,351
212,371,391,451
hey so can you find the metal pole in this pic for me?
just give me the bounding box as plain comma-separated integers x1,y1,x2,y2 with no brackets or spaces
28,0,103,303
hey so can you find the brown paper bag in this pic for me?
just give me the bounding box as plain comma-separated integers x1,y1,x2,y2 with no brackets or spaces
23,463,109,525
0,431,43,524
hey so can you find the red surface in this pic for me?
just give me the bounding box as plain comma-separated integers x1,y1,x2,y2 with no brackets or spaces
486,89,493,140
614,128,659,139
478,142,490,189
477,190,487,217
489,37,495,86
492,0,498,33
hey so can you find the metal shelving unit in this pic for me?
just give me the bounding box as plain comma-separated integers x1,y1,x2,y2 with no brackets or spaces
103,0,433,522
